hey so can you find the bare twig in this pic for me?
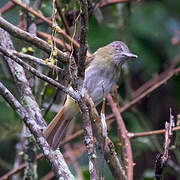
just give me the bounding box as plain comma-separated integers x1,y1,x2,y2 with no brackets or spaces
106,67,180,121
55,0,71,36
37,31,72,52
12,0,80,49
79,97,98,180
155,108,175,180
107,94,133,180
100,86,107,180
128,126,180,139
73,1,98,179
0,17,68,63
10,50,62,72
0,1,15,14
0,45,81,101
85,93,127,180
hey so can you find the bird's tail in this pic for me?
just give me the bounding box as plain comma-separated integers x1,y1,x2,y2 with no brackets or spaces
43,96,79,149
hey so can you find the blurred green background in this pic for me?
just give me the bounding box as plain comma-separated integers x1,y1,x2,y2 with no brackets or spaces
0,0,180,179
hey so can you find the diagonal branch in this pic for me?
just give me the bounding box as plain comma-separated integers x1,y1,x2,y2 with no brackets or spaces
10,50,62,73
0,82,74,179
107,94,133,180
0,17,69,63
85,93,127,180
106,67,180,121
0,45,81,101
12,0,80,49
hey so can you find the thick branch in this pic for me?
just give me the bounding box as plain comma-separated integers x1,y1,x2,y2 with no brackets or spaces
0,82,74,179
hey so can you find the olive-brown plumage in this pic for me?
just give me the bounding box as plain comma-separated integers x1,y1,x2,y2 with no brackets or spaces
44,41,137,149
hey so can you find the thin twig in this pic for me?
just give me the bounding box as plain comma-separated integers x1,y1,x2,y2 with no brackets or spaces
85,93,127,180
0,1,15,14
55,0,71,36
12,0,80,49
106,67,180,120
107,94,133,180
155,108,175,180
0,45,81,101
100,86,106,180
37,31,72,52
10,50,62,72
128,126,180,139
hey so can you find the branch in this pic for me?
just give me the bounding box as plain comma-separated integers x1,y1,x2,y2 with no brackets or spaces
78,0,88,78
10,50,62,73
12,0,80,49
0,17,68,63
55,0,71,36
155,108,175,180
0,82,74,179
37,31,72,52
0,1,15,14
0,154,43,180
85,93,127,180
107,95,133,180
0,45,81,101
78,97,98,180
106,67,180,120
0,27,44,179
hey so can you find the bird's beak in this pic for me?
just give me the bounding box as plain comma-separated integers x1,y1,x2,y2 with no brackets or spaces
122,52,138,59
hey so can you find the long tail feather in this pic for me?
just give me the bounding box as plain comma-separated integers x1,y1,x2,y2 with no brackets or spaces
43,96,79,149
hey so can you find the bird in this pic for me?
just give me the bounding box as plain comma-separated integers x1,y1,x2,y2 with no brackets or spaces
43,41,137,149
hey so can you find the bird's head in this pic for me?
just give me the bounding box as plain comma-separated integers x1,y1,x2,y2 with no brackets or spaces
108,41,138,67
86,41,137,69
